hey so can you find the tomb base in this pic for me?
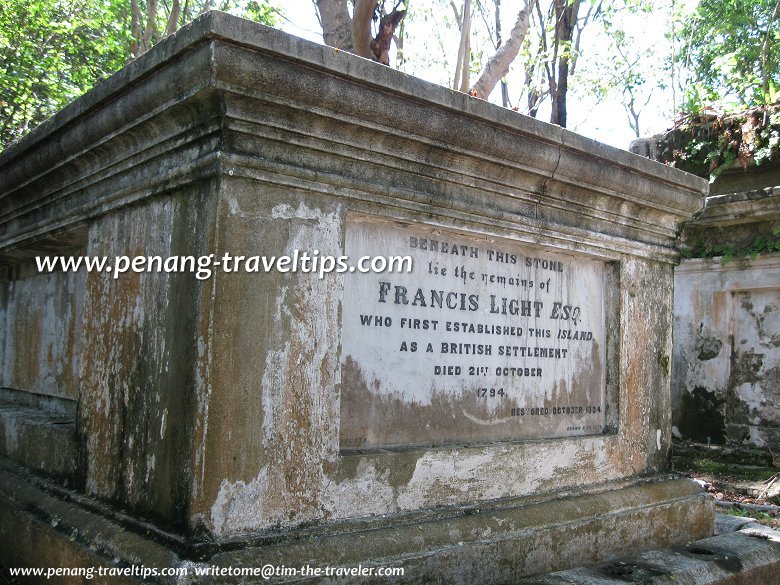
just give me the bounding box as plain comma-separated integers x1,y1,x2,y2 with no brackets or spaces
1,459,712,583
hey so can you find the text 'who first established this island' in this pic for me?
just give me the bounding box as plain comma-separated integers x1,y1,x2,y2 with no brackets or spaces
341,215,607,449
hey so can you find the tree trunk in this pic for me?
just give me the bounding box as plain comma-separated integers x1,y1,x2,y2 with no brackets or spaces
453,0,472,91
549,0,579,128
352,0,378,59
141,0,158,55
460,8,471,93
165,0,182,37
470,1,531,100
130,0,142,57
313,1,408,68
550,60,568,127
316,0,354,51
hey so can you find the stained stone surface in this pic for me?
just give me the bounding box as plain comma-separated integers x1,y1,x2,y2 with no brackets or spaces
341,216,607,448
0,10,711,579
673,187,780,450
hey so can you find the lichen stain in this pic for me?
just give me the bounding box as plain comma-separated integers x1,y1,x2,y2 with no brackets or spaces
623,315,651,441
718,290,780,445
341,355,603,449
280,330,321,515
740,292,755,314
696,336,722,361
320,459,396,519
569,341,603,407
14,306,42,389
214,199,343,535
758,302,780,348
82,258,147,503
326,429,616,521
210,468,271,536
738,290,780,349
80,200,180,518
329,305,614,519
192,331,212,502
608,259,669,475
730,349,764,385
341,356,511,448
3,269,81,400
765,363,780,391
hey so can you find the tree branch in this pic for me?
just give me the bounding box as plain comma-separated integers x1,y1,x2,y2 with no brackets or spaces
470,1,531,100
495,0,510,106
474,0,497,49
449,1,462,28
370,8,406,65
569,0,598,78
453,0,472,91
535,0,552,88
460,1,471,92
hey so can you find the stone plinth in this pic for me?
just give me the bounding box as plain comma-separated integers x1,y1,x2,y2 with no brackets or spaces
0,11,710,580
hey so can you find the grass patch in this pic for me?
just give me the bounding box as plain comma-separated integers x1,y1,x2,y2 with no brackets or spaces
677,457,778,482
722,506,780,529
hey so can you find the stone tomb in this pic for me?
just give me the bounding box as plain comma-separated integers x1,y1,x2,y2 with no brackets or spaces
673,189,780,449
0,11,711,582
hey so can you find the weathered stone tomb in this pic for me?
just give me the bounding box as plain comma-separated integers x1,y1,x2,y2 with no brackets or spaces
673,188,780,449
0,11,712,581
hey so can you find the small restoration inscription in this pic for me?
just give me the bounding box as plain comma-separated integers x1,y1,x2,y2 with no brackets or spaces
340,216,607,448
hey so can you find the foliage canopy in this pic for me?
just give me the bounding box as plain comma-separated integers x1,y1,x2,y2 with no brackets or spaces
0,0,278,149
3,0,780,152
657,104,780,178
1,0,128,146
675,0,780,111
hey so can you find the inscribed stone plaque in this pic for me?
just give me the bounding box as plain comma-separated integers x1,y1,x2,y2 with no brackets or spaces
340,215,606,449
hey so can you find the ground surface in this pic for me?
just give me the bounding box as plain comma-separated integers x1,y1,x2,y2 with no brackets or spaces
672,440,780,529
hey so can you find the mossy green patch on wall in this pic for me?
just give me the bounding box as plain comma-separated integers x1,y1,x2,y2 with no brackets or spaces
680,224,780,263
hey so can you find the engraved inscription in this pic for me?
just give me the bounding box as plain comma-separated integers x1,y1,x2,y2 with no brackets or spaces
340,216,607,449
